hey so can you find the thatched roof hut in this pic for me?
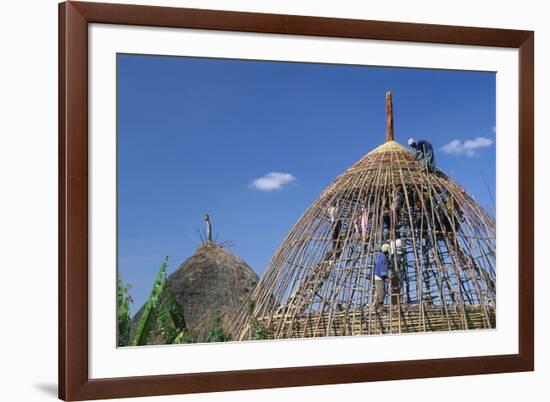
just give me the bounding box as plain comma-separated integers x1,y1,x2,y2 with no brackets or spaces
131,217,259,344
230,92,496,340
168,242,259,342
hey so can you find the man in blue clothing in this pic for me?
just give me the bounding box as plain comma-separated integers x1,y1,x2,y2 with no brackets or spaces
408,138,436,173
374,243,391,309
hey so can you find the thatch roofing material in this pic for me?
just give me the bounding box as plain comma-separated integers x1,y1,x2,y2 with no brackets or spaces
168,243,259,342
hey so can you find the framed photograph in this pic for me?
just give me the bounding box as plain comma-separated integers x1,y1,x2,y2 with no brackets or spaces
59,1,534,400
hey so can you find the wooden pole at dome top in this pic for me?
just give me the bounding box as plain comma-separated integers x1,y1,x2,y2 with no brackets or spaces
386,91,394,142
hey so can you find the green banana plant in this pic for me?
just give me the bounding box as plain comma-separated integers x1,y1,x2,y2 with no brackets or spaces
117,276,132,347
132,257,170,346
118,257,189,346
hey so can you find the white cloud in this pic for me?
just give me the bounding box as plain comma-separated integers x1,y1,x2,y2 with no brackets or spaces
250,172,296,191
440,136,494,157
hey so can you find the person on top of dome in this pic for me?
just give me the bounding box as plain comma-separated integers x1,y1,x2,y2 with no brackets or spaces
408,138,436,173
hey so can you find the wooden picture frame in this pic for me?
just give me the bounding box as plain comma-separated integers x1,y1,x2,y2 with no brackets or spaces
59,1,534,400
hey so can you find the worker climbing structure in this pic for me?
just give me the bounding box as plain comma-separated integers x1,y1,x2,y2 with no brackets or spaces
230,92,496,340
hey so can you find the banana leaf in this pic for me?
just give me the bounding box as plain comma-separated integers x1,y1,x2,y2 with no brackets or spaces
206,312,230,343
172,328,191,344
156,288,185,343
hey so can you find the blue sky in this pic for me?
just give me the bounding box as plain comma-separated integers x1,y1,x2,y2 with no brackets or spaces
117,54,496,313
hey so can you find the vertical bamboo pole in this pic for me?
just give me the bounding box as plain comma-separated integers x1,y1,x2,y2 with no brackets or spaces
386,91,394,142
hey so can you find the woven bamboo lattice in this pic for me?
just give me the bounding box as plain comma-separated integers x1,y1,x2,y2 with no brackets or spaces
230,92,496,341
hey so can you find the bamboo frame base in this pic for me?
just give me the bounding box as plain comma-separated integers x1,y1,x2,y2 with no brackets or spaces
250,304,495,339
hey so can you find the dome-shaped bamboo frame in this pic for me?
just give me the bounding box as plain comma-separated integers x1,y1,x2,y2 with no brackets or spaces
230,93,496,341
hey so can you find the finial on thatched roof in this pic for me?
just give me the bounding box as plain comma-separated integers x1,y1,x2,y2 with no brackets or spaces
204,214,212,243
385,91,394,142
